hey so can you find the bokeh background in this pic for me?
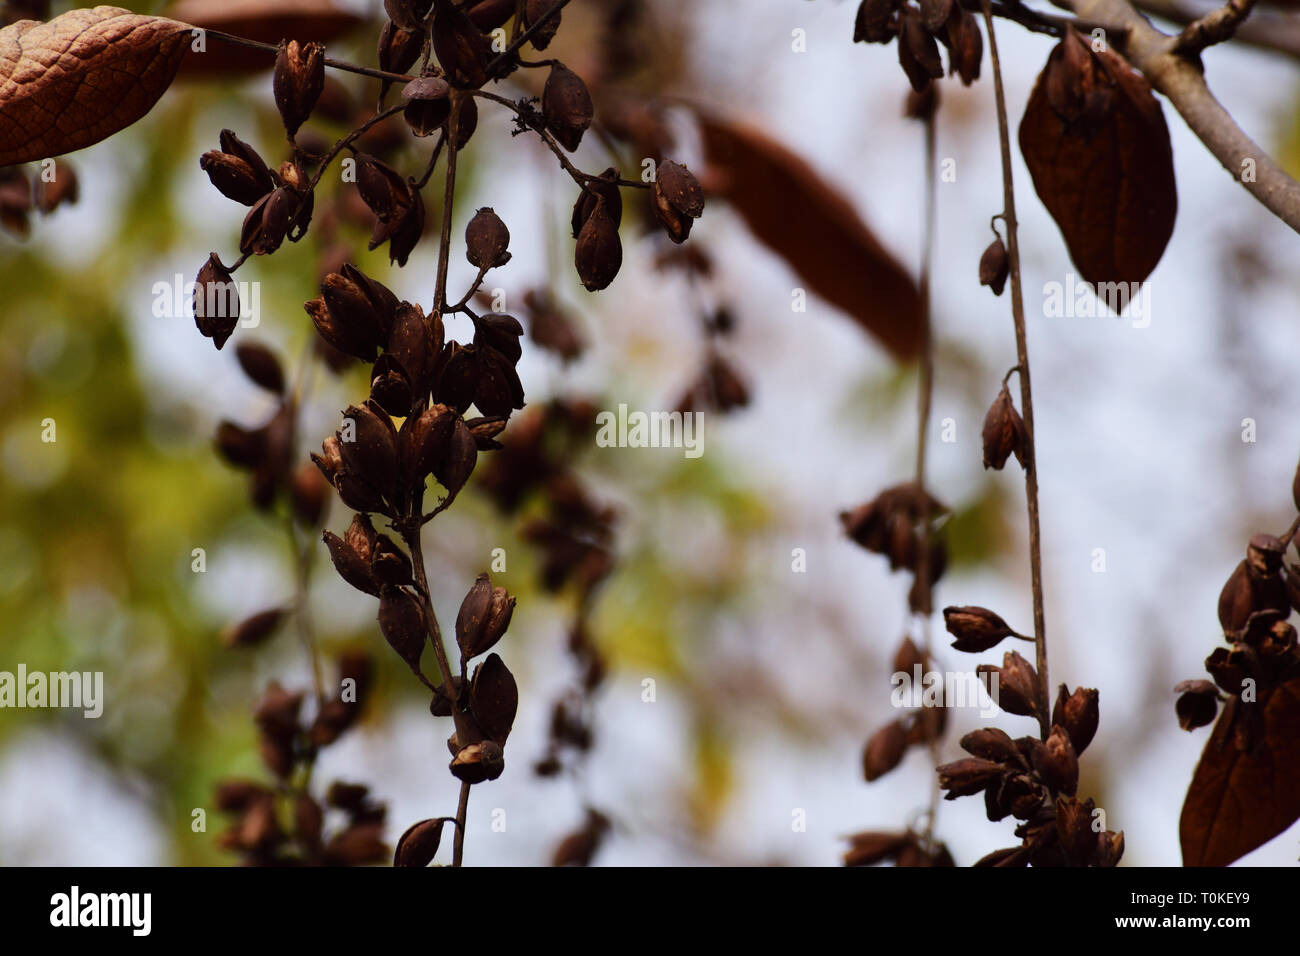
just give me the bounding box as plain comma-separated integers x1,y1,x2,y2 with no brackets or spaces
2,0,1299,865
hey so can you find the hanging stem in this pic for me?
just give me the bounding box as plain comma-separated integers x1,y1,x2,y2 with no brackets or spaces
980,0,1051,738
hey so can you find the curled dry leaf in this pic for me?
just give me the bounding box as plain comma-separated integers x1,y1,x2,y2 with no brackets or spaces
1180,678,1300,866
1018,32,1177,286
0,6,193,166
697,113,923,360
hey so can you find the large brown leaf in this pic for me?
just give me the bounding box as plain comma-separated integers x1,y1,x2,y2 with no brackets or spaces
1018,33,1177,286
698,115,922,360
167,0,364,77
1180,678,1300,866
0,6,191,167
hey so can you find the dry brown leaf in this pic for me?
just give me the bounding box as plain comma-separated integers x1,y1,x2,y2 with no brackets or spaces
698,114,923,360
168,0,364,77
0,6,192,167
1018,33,1177,286
1180,678,1300,866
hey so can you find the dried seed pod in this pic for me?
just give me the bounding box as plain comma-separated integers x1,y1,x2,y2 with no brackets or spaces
898,9,943,93
378,22,425,102
1174,679,1221,731
401,76,452,137
394,818,445,867
254,682,303,742
978,651,1041,718
843,831,912,867
338,403,400,501
525,290,584,361
465,206,512,269
200,152,270,206
436,415,479,496
1050,684,1099,754
652,160,705,243
949,9,982,85
325,822,389,866
1033,725,1078,795
523,0,563,49
432,5,492,88
1246,533,1285,578
387,302,438,397
31,160,77,214
571,168,623,238
456,573,516,660
0,166,32,237
574,198,622,291
542,63,593,152
468,0,516,31
430,677,465,717
1217,559,1256,635
470,652,519,743
942,605,1021,653
322,530,379,598
194,253,240,350
960,727,1022,765
401,403,456,485
385,0,431,31
982,383,1026,470
234,341,285,394
1055,795,1097,864
240,187,297,256
274,40,325,137
937,757,1005,797
920,0,954,33
979,236,1009,295
862,720,909,781
450,739,505,783
222,608,285,649
290,462,329,526
854,0,897,44
1097,829,1125,867
378,586,426,674
474,311,524,363
371,535,414,586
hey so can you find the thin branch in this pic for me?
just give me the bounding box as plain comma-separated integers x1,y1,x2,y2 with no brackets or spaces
1057,0,1300,233
981,0,1052,738
453,781,471,867
1133,0,1300,58
915,101,941,844
1172,0,1260,52
203,30,417,84
434,94,464,313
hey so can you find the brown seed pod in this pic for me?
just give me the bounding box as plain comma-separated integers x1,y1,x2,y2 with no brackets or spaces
943,604,1021,653
523,0,563,50
936,756,1005,797
394,818,445,867
470,652,519,744
465,206,512,269
574,198,622,291
652,160,705,243
432,5,492,88
977,651,1041,718
542,63,593,152
1174,679,1221,731
401,76,452,137
898,9,943,93
1051,684,1100,754
982,383,1026,470
960,727,1022,765
456,573,516,660
378,585,426,674
862,719,909,781
854,0,898,44
571,168,623,239
378,21,425,102
234,341,285,394
222,608,285,649
1033,725,1079,795
273,40,325,138
979,236,1009,295
920,0,954,33
194,253,239,350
